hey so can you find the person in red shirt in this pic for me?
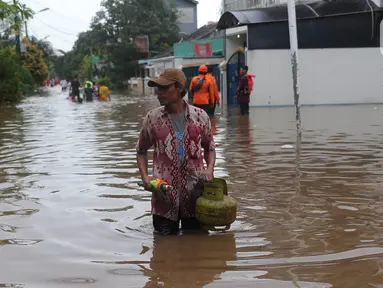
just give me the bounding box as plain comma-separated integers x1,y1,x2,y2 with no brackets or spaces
235,65,250,115
136,68,216,235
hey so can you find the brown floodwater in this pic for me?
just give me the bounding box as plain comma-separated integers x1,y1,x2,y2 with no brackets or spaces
0,87,383,288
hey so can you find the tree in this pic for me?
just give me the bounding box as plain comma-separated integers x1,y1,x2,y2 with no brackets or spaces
0,47,20,103
55,0,181,85
21,38,49,84
79,55,92,79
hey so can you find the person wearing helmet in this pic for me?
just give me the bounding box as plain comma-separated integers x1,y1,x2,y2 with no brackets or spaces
189,65,214,115
206,66,220,116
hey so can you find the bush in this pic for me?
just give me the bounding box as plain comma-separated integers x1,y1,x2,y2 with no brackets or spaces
20,66,36,94
0,47,20,104
97,76,112,89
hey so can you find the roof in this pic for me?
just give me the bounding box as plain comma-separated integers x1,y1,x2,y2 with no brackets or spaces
140,22,220,63
186,21,220,40
217,0,382,30
185,0,198,4
152,47,174,59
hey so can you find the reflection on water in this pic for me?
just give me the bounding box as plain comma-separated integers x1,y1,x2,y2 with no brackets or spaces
0,87,383,287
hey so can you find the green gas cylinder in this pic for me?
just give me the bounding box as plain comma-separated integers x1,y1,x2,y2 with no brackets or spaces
195,178,238,231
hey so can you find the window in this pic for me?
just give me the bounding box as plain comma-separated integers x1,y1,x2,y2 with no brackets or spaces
178,7,194,23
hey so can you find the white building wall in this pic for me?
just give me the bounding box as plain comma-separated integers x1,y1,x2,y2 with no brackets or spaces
147,57,175,78
246,48,383,106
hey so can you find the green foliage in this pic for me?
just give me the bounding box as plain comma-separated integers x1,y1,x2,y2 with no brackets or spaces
54,0,181,86
79,55,92,80
21,38,49,84
20,66,35,94
97,76,112,89
0,47,20,103
0,2,56,105
0,1,34,35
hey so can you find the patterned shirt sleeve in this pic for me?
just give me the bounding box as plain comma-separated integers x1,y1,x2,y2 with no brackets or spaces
201,113,216,151
136,112,154,154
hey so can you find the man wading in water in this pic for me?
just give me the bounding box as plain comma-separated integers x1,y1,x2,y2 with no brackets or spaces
136,68,216,235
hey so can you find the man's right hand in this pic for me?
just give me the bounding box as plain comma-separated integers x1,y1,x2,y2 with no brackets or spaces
142,176,156,192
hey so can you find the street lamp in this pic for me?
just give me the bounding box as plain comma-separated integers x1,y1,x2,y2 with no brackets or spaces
24,6,50,38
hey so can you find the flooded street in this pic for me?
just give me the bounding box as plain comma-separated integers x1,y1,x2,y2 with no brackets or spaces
1,87,383,288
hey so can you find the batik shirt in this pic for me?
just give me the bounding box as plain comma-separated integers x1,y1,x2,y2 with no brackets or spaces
136,101,216,221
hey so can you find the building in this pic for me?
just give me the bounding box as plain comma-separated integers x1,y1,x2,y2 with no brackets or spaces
131,22,224,95
222,0,311,12
167,0,199,35
138,22,222,80
217,0,383,107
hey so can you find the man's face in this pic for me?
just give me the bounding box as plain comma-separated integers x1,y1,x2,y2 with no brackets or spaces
240,68,247,76
155,83,181,106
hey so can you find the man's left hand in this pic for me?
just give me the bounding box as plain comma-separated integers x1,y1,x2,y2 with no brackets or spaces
201,167,214,182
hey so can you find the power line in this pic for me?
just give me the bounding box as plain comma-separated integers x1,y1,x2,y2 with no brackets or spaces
34,16,78,36
28,0,94,25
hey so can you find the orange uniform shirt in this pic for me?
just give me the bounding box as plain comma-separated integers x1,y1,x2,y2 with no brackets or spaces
189,74,214,105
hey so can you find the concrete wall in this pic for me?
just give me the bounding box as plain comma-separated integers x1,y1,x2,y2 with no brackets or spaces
176,0,198,35
246,48,383,106
147,57,175,78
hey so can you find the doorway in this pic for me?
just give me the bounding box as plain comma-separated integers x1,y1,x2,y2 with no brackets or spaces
226,50,245,105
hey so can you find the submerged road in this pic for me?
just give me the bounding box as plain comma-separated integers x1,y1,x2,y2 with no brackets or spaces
0,86,383,287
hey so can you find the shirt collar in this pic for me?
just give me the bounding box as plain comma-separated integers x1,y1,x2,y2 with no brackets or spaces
161,100,191,120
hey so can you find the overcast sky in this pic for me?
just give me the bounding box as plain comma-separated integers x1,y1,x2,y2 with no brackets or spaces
25,0,222,52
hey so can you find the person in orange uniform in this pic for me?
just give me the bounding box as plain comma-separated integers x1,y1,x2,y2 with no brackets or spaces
99,82,111,101
206,66,220,116
189,65,214,115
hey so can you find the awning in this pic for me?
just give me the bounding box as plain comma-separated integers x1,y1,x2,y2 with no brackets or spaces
217,0,381,30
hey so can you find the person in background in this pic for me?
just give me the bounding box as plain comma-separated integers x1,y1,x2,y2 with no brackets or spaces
60,79,68,92
234,65,250,115
84,81,93,102
83,78,93,98
66,80,71,94
189,65,214,115
98,81,111,101
70,77,81,102
206,66,220,116
92,81,99,100
136,68,216,235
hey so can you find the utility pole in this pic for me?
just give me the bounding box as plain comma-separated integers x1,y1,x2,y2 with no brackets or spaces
22,4,28,38
14,0,21,58
14,0,22,96
287,0,301,135
89,47,93,80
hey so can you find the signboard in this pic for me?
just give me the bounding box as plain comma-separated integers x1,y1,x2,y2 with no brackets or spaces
20,43,27,53
193,43,212,57
136,35,149,53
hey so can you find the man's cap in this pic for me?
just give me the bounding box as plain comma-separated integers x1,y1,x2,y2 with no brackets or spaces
148,68,186,88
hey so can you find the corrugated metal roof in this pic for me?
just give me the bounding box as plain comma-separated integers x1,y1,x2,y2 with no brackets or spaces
217,0,381,30
186,22,219,40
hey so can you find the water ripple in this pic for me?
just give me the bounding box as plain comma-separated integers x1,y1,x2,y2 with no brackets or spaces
0,88,382,287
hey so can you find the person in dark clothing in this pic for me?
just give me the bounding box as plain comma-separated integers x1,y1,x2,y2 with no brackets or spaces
71,77,81,103
85,81,93,102
235,66,250,115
